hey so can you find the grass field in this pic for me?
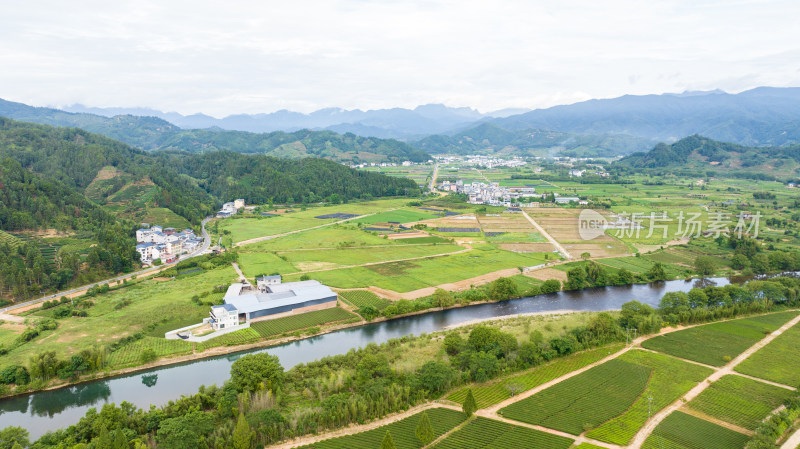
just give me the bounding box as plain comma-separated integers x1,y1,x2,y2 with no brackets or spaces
354,208,440,225
249,307,357,338
686,375,794,430
642,411,749,449
277,244,464,269
585,350,714,445
736,321,800,386
338,290,392,310
641,312,799,366
430,417,574,449
499,359,651,435
237,252,299,278
245,225,397,251
298,407,466,449
1,266,238,367
285,246,549,292
447,344,623,408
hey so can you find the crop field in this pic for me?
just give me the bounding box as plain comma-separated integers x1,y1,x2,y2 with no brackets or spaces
641,312,799,366
285,246,550,292
298,407,466,449
447,344,623,408
686,375,794,430
355,208,440,225
360,165,433,186
430,417,574,449
0,229,22,248
249,307,357,338
141,207,192,229
499,359,651,435
196,328,261,350
246,225,398,251
585,350,713,445
736,322,800,386
642,411,749,449
277,244,464,270
338,290,392,310
106,336,193,368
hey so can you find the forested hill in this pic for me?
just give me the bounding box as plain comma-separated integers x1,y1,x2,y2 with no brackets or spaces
0,98,431,163
412,122,655,157
616,135,800,180
156,151,420,204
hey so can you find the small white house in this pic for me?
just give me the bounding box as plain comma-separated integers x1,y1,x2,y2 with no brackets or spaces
234,199,246,209
209,304,239,329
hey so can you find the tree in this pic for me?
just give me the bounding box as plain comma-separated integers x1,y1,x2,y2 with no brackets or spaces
0,427,29,449
731,254,749,270
659,291,689,316
565,267,588,290
694,256,716,276
381,430,396,449
233,413,254,449
646,262,667,281
540,279,561,293
418,361,456,394
433,288,454,308
581,252,591,261
443,332,465,355
617,268,633,285
489,277,519,301
156,410,215,449
415,411,435,445
230,353,285,392
463,389,477,417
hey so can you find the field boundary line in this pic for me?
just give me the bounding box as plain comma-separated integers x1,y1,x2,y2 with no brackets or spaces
678,406,753,435
628,312,800,447
732,372,798,391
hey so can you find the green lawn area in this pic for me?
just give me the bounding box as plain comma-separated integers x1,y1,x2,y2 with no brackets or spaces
237,252,298,278
447,344,623,409
641,312,799,366
3,266,238,367
642,411,749,449
686,375,794,430
298,407,466,449
499,359,651,435
430,417,574,449
736,321,800,386
220,199,411,243
285,246,550,292
585,350,713,445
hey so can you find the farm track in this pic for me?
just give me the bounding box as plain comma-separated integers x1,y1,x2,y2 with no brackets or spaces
520,209,573,259
780,426,800,449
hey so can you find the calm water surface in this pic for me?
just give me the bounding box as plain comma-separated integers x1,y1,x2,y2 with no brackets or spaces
1,277,730,438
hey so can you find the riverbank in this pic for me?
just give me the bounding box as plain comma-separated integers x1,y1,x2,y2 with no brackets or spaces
0,273,718,401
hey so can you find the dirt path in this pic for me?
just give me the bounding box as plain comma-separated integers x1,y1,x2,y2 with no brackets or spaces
231,262,250,284
267,402,463,449
0,313,26,323
679,407,754,435
628,313,800,447
520,209,573,260
367,267,524,300
234,212,380,247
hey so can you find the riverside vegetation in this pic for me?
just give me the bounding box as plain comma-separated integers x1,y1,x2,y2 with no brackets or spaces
1,275,798,448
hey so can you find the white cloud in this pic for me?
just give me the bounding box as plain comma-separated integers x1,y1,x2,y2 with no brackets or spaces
0,0,798,116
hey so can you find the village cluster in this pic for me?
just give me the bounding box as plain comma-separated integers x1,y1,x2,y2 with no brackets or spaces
438,180,588,207
436,154,527,169
135,225,202,264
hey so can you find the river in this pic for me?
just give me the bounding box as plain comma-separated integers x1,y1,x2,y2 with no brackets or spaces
1,276,730,438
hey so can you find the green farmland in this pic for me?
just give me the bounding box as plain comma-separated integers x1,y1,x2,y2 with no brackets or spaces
736,321,800,386
499,359,651,435
641,312,799,366
430,417,574,449
298,408,466,449
642,411,749,449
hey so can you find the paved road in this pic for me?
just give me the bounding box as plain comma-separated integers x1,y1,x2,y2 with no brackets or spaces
429,162,439,191
0,217,213,314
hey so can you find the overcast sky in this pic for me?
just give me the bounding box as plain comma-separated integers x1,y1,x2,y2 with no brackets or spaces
1,0,799,116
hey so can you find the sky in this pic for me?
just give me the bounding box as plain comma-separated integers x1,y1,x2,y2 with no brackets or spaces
1,0,799,117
